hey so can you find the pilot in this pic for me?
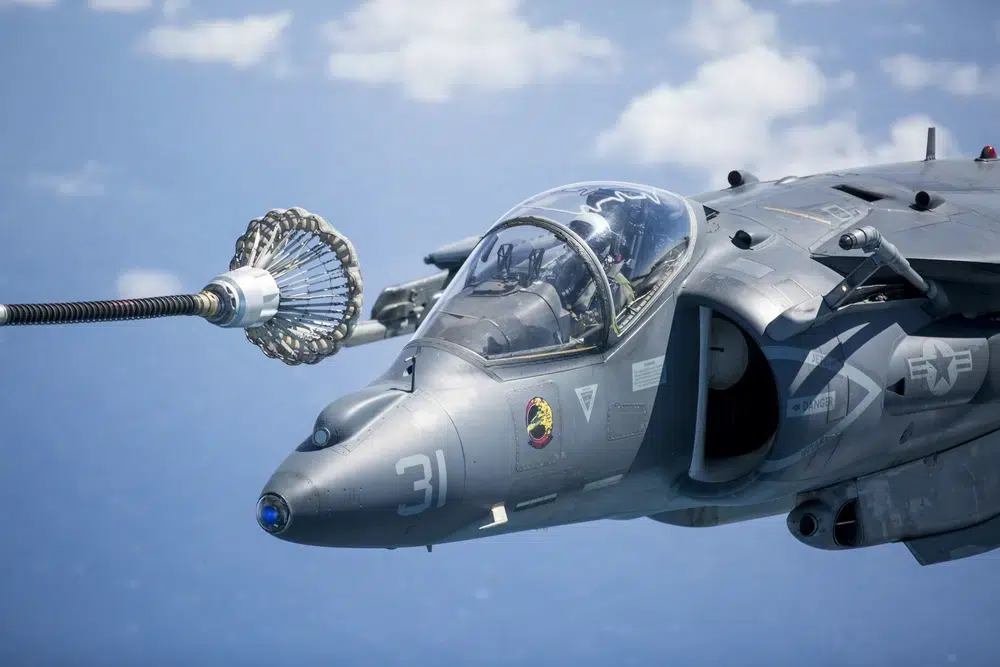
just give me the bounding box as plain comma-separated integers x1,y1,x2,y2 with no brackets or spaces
604,244,635,310
584,186,689,302
566,212,635,314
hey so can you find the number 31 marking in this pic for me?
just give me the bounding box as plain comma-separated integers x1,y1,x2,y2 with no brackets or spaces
395,449,448,516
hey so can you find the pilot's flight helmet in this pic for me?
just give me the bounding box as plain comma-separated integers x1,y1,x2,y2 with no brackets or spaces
585,189,638,251
585,188,632,224
568,211,617,262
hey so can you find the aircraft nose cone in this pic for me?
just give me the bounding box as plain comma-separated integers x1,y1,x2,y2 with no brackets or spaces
256,471,321,538
257,385,477,548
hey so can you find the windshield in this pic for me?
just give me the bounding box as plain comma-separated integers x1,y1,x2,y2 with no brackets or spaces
414,221,607,359
413,181,697,360
506,182,695,326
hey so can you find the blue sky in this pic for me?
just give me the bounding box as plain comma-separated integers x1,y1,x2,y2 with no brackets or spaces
1,0,999,665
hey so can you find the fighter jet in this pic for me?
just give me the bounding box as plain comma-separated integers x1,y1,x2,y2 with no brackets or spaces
4,129,1000,566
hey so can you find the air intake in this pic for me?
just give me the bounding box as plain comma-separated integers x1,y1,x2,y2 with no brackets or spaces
833,499,861,547
832,184,885,203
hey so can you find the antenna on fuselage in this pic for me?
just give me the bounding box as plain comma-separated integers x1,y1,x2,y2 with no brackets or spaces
925,127,936,161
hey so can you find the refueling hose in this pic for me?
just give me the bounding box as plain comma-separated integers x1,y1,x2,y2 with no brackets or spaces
0,292,221,326
0,207,363,365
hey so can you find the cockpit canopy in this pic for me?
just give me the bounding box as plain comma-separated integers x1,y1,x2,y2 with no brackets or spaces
413,181,696,360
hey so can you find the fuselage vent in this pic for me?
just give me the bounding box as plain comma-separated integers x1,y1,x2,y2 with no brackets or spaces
831,184,885,203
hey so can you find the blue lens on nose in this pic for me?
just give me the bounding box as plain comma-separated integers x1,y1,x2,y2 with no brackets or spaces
256,494,290,534
261,506,279,525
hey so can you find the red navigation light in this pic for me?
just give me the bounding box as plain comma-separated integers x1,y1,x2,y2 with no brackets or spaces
980,145,998,160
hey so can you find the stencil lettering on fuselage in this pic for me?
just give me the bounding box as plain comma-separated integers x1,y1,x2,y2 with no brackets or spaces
632,355,665,392
786,391,836,418
759,345,878,474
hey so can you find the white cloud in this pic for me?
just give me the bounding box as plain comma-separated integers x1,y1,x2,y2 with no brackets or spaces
751,113,955,178
323,0,617,102
596,0,956,186
27,161,107,197
116,270,184,299
598,48,826,168
677,0,776,57
880,54,997,97
141,12,292,69
89,0,150,12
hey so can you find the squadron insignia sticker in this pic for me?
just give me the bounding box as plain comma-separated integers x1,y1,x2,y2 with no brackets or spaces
525,397,554,449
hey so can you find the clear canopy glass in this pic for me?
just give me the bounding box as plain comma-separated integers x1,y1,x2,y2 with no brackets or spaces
413,182,696,360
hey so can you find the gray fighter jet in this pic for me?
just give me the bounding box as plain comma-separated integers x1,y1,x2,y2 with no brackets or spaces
4,129,1000,566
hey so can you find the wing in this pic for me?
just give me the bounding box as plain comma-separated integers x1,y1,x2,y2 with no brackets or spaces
697,147,1000,319
804,159,1000,314
905,513,1000,566
345,235,481,348
808,158,1000,275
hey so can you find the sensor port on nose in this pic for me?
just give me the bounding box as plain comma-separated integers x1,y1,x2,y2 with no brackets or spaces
256,493,291,534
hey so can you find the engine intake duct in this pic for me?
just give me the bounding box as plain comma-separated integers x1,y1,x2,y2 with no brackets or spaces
688,308,779,484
